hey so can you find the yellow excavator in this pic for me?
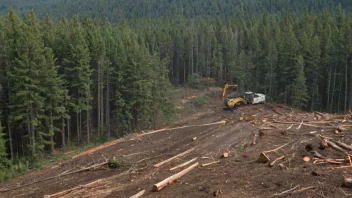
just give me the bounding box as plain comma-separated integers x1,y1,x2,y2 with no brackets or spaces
222,83,265,109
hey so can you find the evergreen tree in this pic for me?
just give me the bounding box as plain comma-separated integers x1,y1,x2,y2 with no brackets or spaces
0,85,8,169
63,16,92,143
292,56,308,109
8,11,48,158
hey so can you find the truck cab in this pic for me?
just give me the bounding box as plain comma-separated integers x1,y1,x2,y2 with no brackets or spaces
244,92,265,104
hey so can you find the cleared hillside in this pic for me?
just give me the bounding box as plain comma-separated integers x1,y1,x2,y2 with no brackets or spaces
1,89,352,198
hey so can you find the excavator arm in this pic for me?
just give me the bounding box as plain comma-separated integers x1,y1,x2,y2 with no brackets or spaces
222,84,238,98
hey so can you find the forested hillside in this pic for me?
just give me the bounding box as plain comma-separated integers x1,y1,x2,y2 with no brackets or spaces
1,0,352,181
1,0,352,21
135,9,352,114
0,10,175,174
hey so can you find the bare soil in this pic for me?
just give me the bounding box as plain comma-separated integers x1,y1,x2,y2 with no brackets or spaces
1,88,352,198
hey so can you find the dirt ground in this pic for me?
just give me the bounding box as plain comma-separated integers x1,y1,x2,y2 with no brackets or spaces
1,88,352,198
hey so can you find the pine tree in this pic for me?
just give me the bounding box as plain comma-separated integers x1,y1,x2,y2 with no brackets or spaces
3,8,22,162
63,16,92,143
264,41,278,101
42,48,68,152
292,56,308,109
0,85,8,169
8,11,47,158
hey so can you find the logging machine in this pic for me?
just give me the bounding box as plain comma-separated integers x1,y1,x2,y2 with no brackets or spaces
222,83,265,109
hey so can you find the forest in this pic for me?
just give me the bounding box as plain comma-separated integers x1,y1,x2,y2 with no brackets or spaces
1,1,352,179
1,0,352,22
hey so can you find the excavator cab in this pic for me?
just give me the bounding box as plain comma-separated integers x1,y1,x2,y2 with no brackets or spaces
244,92,254,104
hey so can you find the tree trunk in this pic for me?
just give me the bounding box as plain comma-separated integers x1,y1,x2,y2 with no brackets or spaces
191,31,194,74
196,33,199,74
50,109,54,152
269,61,273,100
338,77,342,114
183,56,186,84
76,112,80,143
345,58,348,113
327,66,331,111
86,108,90,144
61,118,65,148
349,60,352,110
330,66,337,112
30,104,35,157
98,59,101,134
7,114,13,162
65,95,70,146
101,59,104,132
79,111,82,143
67,118,70,146
106,68,110,138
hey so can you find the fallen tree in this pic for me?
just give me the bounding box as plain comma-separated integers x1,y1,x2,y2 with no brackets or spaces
153,162,199,191
154,148,195,168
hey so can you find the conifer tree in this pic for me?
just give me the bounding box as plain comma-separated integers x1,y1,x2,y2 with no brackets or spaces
292,56,308,109
8,11,47,158
0,85,8,169
63,16,92,143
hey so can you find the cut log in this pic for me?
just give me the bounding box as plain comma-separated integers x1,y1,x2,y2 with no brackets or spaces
296,121,303,130
169,158,198,171
263,142,290,154
333,141,352,151
257,152,270,163
222,153,229,158
326,140,348,154
344,177,352,188
303,156,311,162
152,162,199,191
138,121,227,137
269,156,285,167
278,163,288,170
154,148,195,168
312,151,327,159
129,190,145,198
201,161,220,167
72,139,126,159
273,120,337,129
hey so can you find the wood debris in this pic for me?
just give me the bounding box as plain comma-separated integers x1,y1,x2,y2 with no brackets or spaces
201,161,220,167
222,153,229,158
269,156,285,167
154,148,195,168
152,162,199,191
170,158,198,171
303,156,311,162
129,190,145,198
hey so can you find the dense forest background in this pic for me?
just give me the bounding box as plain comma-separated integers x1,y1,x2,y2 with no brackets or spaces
1,0,352,21
1,0,352,179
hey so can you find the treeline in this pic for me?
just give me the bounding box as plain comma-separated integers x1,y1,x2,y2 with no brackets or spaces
0,10,174,166
1,0,352,22
128,9,352,114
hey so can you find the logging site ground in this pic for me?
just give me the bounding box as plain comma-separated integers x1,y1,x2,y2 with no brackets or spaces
1,88,352,198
